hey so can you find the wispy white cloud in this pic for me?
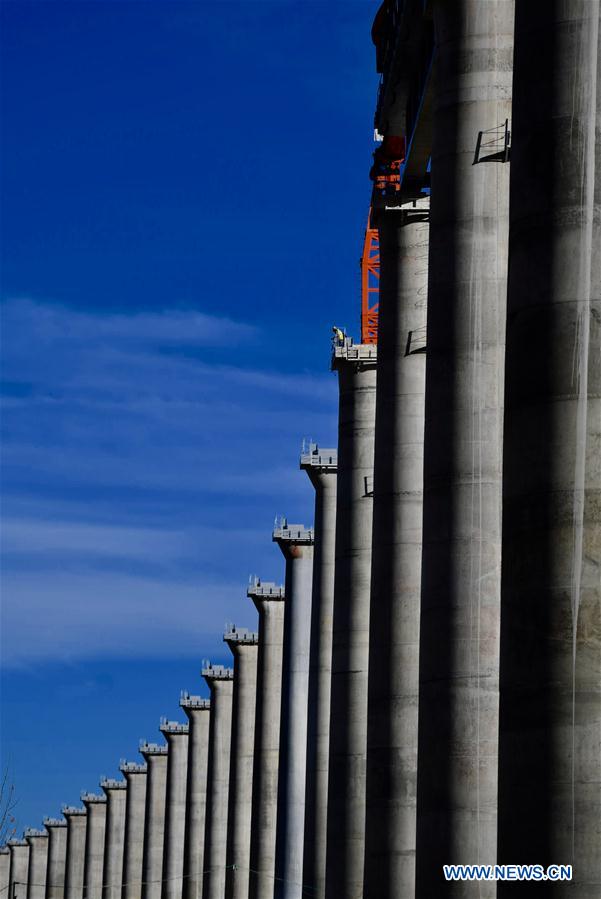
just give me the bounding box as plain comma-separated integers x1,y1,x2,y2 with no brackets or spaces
0,569,259,668
1,297,336,665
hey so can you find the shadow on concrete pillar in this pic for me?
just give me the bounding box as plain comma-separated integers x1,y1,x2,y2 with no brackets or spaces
497,2,601,893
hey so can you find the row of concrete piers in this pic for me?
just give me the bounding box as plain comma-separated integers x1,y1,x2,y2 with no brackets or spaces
3,1,600,897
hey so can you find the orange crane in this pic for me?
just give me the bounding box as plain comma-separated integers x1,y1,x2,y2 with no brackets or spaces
361,209,379,344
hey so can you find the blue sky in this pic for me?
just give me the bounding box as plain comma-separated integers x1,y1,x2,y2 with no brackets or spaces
0,0,378,831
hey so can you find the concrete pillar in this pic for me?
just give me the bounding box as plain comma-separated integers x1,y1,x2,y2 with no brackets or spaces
1,848,10,899
364,199,429,899
119,762,147,899
300,446,337,899
497,2,601,894
247,580,285,899
100,780,127,899
202,664,234,899
44,820,67,899
63,809,87,899
224,628,259,899
325,338,377,899
1,847,11,899
179,695,210,899
25,829,49,899
82,795,107,899
8,840,30,899
273,522,314,899
414,3,513,894
139,744,168,899
159,722,189,899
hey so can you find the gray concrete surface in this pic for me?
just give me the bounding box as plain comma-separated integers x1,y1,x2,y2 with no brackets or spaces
1,848,10,899
202,665,234,899
159,723,189,899
139,745,168,899
44,820,67,899
247,580,286,899
8,840,30,899
325,338,377,899
497,3,601,895
100,780,127,899
415,3,513,894
273,522,314,899
300,446,337,899
120,763,147,899
224,628,259,899
25,830,48,899
82,795,107,899
63,809,87,899
179,696,210,899
364,199,429,899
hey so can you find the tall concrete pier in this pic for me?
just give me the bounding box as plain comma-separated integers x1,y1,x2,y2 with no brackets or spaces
273,522,314,899
497,2,601,893
25,829,49,899
1,848,9,899
224,627,259,899
325,338,377,899
414,3,513,894
159,721,189,899
139,744,168,899
247,579,286,899
300,445,337,899
44,819,67,899
202,664,234,899
100,780,127,899
120,762,147,899
63,808,87,899
364,199,429,898
8,839,30,899
82,795,107,899
179,694,210,899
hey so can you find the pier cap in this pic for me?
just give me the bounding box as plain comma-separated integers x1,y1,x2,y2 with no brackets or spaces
7,839,28,847
299,441,337,472
61,807,86,817
331,335,377,371
81,792,106,805
24,829,47,839
100,778,127,792
0,847,8,854
272,518,314,545
159,718,189,736
223,625,259,646
119,760,147,774
43,819,66,828
179,691,210,711
201,662,234,683
139,742,168,757
247,577,285,601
